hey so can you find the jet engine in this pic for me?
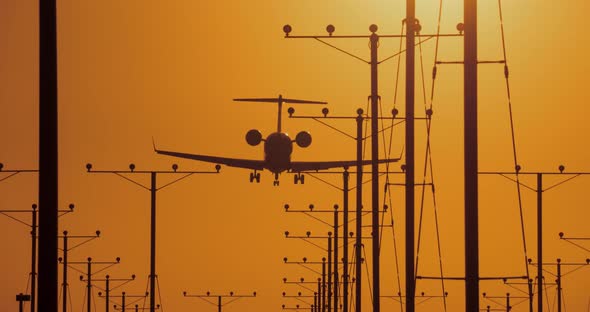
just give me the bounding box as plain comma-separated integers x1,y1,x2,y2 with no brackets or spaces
295,131,312,148
245,129,263,146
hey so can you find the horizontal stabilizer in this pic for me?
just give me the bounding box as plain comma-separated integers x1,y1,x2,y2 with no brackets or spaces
234,97,327,105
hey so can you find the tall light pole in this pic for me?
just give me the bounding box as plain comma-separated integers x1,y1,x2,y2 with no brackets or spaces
283,22,459,312
75,257,121,312
95,274,137,312
288,106,410,312
86,163,219,312
480,167,590,311
57,230,101,312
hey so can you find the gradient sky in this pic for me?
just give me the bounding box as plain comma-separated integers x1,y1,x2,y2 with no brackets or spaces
1,1,590,311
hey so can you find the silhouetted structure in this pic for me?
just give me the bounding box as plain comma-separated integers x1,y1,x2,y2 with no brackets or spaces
57,230,100,312
86,163,218,312
481,168,590,311
1,201,72,312
464,0,480,311
155,96,398,186
183,291,256,312
75,257,121,312
38,0,59,311
95,275,137,312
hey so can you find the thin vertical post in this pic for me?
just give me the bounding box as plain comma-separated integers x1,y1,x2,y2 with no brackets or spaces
314,293,318,312
150,172,156,312
105,275,110,312
464,0,480,310
556,259,561,312
506,293,510,312
38,0,59,311
405,0,416,311
318,279,322,312
122,292,126,312
334,203,341,312
62,232,68,312
322,258,327,312
87,258,92,312
528,278,533,312
31,206,37,312
369,26,381,312
328,234,332,312
354,110,363,312
537,173,542,312
218,296,221,312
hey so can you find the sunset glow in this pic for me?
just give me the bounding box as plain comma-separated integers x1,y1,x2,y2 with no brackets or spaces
1,1,589,312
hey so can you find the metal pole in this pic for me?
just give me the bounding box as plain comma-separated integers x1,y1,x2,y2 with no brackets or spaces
405,1,416,311
218,296,221,312
506,293,510,312
106,275,110,312
31,206,37,312
122,292,126,312
528,278,533,312
556,259,561,312
369,26,381,312
354,110,363,312
38,0,59,311
464,0,480,310
328,234,332,312
334,203,341,312
537,173,542,312
314,292,318,312
322,258,327,312
318,279,322,312
150,172,156,312
87,258,92,312
62,232,68,312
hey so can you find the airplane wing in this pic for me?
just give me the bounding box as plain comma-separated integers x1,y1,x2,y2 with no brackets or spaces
290,158,400,172
154,148,265,171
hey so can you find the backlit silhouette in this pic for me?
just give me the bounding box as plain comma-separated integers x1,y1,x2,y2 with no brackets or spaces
154,95,399,185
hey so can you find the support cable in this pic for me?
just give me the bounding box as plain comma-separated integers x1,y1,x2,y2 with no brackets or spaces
362,245,373,305
68,284,73,312
349,246,357,312
412,0,449,309
383,20,406,312
429,4,449,310
81,284,87,312
497,0,532,296
157,276,164,312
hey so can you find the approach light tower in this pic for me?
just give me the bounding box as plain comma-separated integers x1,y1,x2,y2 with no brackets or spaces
86,163,219,312
183,291,256,312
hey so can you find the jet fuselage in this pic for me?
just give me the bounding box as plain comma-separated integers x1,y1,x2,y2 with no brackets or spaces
263,132,293,174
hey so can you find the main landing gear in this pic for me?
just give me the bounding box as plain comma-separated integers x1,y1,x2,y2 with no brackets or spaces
294,173,305,184
249,171,261,183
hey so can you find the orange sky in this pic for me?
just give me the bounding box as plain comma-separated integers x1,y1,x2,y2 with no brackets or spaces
1,1,590,311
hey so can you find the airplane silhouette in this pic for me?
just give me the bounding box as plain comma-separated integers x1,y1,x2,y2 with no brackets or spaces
154,95,400,185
